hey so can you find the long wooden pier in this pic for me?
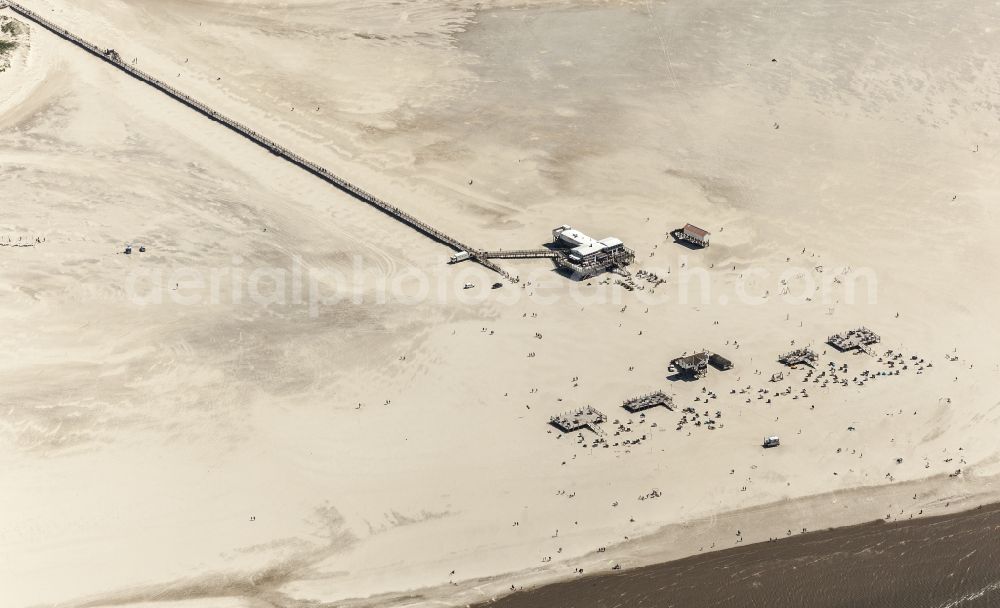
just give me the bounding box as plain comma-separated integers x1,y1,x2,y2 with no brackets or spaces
481,249,560,260
1,1,516,279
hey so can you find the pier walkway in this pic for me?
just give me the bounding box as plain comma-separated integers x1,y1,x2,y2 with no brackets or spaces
2,1,514,279
481,249,559,260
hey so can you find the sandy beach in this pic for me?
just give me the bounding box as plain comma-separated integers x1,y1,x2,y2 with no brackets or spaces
2,1,1000,607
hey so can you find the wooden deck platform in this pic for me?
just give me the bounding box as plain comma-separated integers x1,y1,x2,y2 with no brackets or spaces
622,391,674,413
828,328,880,353
550,406,606,434
778,347,818,367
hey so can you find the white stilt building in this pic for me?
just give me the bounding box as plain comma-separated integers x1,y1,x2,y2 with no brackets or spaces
551,225,634,276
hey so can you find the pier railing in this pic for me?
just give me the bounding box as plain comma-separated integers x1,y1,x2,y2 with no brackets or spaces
481,249,559,260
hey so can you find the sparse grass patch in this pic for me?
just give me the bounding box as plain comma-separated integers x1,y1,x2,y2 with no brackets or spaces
0,40,17,54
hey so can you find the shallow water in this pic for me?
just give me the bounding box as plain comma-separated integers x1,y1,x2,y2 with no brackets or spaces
478,503,1000,608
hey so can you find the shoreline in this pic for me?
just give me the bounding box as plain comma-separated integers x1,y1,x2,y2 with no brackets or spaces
472,500,1000,608
349,469,1000,608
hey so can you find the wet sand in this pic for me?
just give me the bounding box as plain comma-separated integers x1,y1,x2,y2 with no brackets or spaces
478,503,1000,608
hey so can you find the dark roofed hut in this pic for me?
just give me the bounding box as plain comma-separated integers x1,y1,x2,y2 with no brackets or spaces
681,223,711,247
709,353,733,371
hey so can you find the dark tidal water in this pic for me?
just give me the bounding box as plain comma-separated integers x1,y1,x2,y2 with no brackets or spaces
478,504,1000,608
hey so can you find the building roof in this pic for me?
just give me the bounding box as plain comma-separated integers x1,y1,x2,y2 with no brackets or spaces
557,228,597,247
709,353,733,370
570,241,605,258
674,352,710,368
683,224,709,238
598,237,623,248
